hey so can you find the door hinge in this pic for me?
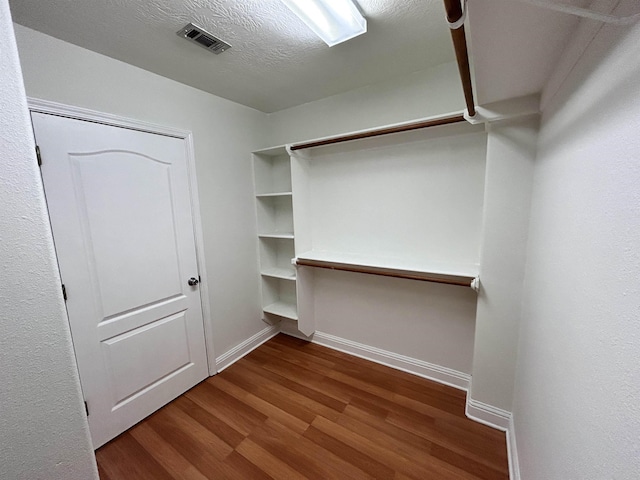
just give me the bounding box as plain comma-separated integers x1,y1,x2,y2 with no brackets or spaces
61,284,67,301
36,145,42,166
84,400,89,416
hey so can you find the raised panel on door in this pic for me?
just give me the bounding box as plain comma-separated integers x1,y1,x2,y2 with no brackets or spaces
70,150,183,319
32,112,209,448
101,312,192,407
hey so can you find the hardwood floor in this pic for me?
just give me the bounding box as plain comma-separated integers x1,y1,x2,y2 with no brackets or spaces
96,334,509,479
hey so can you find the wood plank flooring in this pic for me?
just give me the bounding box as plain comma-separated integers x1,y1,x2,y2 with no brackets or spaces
97,334,509,479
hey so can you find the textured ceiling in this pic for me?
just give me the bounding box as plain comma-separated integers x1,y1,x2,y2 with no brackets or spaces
9,0,455,112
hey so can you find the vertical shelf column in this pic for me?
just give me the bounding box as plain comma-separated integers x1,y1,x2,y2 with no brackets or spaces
290,148,316,336
253,147,298,322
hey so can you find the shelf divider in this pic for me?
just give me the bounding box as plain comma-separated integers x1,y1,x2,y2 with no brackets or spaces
261,267,296,281
256,192,293,198
258,233,295,239
263,301,298,321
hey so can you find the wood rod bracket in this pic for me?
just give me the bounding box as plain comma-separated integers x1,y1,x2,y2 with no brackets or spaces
446,0,468,30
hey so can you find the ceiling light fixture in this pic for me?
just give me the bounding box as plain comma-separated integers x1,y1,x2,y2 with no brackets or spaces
280,0,367,47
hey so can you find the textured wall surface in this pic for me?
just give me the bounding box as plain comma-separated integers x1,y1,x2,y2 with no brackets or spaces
313,269,478,375
513,4,640,478
14,24,269,362
267,62,463,146
0,2,98,478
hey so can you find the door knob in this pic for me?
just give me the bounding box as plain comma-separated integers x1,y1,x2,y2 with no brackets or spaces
188,277,199,286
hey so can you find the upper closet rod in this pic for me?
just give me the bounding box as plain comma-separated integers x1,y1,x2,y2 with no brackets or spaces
443,0,476,118
289,114,466,151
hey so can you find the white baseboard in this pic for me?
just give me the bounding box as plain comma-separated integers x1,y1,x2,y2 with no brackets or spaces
465,397,511,430
282,330,470,391
507,415,521,480
465,396,521,480
215,324,279,373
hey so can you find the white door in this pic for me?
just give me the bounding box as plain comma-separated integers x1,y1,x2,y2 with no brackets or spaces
32,112,209,448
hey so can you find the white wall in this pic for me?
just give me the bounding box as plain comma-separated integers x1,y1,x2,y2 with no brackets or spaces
305,126,487,265
267,62,464,146
311,269,479,375
13,25,270,358
0,4,98,479
513,5,640,478
471,116,538,412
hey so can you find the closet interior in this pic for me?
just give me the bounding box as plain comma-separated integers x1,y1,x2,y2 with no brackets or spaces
253,118,489,372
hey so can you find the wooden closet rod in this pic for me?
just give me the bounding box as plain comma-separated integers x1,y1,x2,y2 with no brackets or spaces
296,258,474,287
443,0,476,117
289,114,466,151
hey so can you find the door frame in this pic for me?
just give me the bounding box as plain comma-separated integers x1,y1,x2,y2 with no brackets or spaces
28,97,217,375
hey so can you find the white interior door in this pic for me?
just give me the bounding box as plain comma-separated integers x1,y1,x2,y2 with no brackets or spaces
32,112,209,448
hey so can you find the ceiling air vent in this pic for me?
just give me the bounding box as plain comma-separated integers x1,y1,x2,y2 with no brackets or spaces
177,23,231,54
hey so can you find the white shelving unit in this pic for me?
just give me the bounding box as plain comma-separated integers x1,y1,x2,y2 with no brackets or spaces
253,146,298,322
253,121,486,337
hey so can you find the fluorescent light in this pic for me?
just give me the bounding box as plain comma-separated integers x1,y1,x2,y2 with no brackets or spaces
280,0,367,47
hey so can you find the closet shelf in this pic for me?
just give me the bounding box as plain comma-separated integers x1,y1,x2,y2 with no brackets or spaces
263,301,298,321
258,233,294,239
295,251,478,288
256,192,293,198
261,267,296,281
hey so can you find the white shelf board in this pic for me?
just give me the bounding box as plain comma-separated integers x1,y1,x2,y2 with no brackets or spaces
258,233,294,239
261,267,296,281
252,145,288,156
256,192,293,198
263,301,298,321
295,250,478,285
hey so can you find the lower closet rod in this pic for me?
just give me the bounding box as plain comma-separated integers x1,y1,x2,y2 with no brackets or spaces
295,258,474,288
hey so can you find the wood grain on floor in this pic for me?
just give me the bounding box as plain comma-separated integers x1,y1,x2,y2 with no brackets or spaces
97,334,509,479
